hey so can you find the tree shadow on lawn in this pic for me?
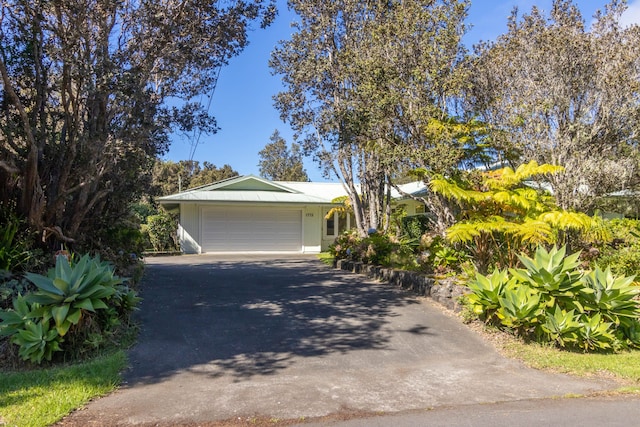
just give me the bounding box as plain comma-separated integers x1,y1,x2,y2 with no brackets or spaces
125,257,426,385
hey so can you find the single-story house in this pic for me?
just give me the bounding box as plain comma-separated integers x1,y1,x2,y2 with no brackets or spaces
158,175,425,254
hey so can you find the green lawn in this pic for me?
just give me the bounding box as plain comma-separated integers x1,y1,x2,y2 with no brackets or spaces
0,351,126,427
496,336,640,392
317,252,334,266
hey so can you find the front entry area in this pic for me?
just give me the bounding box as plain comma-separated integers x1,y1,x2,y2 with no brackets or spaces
200,206,302,252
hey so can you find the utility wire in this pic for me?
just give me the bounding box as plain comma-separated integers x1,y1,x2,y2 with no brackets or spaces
189,65,222,162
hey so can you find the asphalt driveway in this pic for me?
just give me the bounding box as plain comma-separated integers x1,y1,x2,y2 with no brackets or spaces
62,255,618,425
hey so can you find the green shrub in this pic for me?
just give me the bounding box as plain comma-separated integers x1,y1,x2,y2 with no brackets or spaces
329,230,404,267
416,234,469,275
0,254,141,364
400,215,430,241
465,245,640,352
361,232,397,265
597,245,640,278
146,211,178,251
0,217,31,272
0,272,35,311
328,229,361,261
591,218,640,277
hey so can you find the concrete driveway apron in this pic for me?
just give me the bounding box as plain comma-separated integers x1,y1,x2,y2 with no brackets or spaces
63,255,618,425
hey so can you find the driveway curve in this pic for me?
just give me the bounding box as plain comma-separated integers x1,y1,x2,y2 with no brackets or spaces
60,255,618,425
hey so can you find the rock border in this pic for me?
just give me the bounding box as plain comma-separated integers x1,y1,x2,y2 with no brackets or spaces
335,259,470,312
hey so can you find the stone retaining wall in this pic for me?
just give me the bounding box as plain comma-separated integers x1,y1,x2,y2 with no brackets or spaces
335,259,470,312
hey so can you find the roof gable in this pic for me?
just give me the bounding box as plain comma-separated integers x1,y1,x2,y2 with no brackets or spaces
158,175,427,206
187,175,299,194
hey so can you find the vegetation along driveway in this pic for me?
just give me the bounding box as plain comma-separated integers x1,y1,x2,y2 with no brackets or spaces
62,255,618,425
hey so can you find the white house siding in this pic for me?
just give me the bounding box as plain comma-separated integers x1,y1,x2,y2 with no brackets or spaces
302,205,322,253
179,203,201,254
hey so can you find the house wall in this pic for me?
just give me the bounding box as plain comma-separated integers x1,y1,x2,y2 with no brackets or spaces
179,203,201,254
302,205,322,253
177,200,427,254
396,199,425,216
178,202,326,254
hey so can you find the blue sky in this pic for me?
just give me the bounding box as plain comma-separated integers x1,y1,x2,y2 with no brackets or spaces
163,0,640,182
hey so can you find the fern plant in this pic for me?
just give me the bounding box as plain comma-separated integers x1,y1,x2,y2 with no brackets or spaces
432,160,606,271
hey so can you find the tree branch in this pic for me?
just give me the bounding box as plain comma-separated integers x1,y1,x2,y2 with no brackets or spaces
0,160,19,174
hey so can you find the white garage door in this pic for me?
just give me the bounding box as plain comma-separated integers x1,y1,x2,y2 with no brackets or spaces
201,207,302,252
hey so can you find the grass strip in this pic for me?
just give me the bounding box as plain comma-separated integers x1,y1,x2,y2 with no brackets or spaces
317,252,334,266
499,339,640,391
0,351,126,427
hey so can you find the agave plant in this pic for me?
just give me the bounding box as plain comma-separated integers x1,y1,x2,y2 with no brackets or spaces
11,319,63,363
496,283,542,332
0,294,45,337
25,254,122,336
510,246,584,310
466,269,513,321
540,306,581,348
577,313,616,352
580,266,639,329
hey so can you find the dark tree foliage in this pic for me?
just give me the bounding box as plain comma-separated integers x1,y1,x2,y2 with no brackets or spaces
0,0,275,247
152,160,239,196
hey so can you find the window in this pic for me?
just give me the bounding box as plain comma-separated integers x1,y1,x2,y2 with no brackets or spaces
325,211,354,237
326,215,335,236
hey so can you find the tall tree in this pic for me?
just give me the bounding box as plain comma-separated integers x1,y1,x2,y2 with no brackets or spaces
151,160,238,196
0,0,275,245
271,0,473,235
468,0,640,211
258,130,309,181
189,162,239,188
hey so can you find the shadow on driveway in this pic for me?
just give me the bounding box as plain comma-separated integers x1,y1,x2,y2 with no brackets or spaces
58,255,619,426
127,256,421,384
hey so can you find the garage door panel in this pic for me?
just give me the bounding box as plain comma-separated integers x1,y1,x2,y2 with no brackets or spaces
201,207,302,252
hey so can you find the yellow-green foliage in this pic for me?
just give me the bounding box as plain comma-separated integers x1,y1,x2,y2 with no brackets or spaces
432,161,606,270
325,196,352,220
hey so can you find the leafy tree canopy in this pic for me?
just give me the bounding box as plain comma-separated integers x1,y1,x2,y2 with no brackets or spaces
152,160,239,196
258,130,309,181
0,0,275,246
271,0,473,234
468,0,640,212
